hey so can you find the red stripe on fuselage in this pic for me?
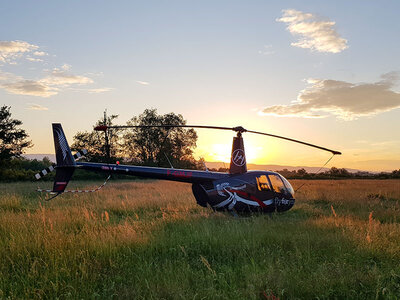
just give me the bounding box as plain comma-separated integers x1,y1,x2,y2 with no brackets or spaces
234,190,267,208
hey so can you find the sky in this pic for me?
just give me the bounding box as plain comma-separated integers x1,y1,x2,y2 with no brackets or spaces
1,1,399,171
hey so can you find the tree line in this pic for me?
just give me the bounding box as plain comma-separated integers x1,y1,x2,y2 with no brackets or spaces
0,106,204,181
208,166,400,179
275,167,400,179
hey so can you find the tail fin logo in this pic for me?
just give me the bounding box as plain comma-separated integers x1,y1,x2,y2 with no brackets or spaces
232,149,246,167
54,127,68,161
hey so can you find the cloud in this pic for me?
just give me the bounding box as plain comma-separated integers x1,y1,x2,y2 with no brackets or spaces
33,51,47,56
277,9,348,53
0,40,108,97
40,68,93,86
258,45,275,55
87,87,113,93
26,57,43,62
260,72,400,120
0,40,39,63
61,63,71,70
28,103,49,111
0,67,94,97
136,80,149,85
2,80,58,97
0,70,20,81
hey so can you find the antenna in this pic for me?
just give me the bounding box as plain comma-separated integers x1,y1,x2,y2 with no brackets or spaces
202,158,209,172
163,153,174,169
103,109,111,163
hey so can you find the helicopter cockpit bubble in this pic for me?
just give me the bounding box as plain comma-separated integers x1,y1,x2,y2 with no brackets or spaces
279,174,295,197
268,174,294,198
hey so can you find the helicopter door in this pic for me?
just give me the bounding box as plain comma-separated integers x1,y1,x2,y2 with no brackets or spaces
255,175,276,211
268,174,289,198
256,175,271,192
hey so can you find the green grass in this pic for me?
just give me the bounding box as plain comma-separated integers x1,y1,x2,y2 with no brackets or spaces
0,179,399,299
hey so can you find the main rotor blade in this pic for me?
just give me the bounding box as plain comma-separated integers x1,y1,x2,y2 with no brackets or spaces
94,124,341,155
95,124,236,131
246,130,341,155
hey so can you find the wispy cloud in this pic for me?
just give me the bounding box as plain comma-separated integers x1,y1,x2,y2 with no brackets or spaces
26,57,43,62
136,80,149,85
0,40,111,97
40,68,93,86
258,45,275,55
2,80,58,97
33,51,47,56
277,9,348,53
260,72,400,120
87,87,113,93
0,70,20,81
27,103,49,111
0,66,94,97
0,40,39,63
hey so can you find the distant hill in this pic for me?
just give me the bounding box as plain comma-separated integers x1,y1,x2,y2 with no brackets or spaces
204,161,365,174
24,154,56,162
22,154,374,173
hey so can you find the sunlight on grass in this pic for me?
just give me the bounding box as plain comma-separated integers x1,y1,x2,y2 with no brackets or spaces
0,179,399,298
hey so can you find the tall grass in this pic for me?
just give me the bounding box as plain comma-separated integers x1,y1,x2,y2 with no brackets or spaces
0,179,399,299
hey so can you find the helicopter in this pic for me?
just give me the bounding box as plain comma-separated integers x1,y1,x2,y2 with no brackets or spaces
35,123,341,213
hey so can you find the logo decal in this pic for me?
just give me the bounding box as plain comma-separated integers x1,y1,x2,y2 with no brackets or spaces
55,127,68,161
232,149,246,167
214,182,272,210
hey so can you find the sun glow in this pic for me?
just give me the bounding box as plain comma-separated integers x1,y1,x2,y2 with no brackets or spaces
195,139,266,164
196,143,230,163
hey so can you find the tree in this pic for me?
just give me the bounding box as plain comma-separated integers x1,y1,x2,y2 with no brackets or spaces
71,112,122,162
71,109,201,169
296,168,307,176
327,167,351,177
122,109,200,169
391,169,400,178
0,105,32,164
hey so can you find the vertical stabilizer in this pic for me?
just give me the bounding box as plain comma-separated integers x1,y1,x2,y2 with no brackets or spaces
53,123,76,167
229,133,247,174
52,123,75,193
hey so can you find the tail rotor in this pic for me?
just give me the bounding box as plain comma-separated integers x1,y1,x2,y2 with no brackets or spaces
35,124,110,199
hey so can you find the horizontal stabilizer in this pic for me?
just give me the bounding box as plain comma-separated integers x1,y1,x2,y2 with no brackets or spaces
34,149,87,180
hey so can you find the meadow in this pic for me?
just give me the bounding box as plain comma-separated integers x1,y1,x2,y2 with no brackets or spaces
0,179,399,299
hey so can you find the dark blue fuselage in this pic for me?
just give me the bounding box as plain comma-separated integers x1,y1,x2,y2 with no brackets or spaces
76,162,295,213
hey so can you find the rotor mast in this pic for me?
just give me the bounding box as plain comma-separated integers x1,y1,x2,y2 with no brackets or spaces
229,128,247,174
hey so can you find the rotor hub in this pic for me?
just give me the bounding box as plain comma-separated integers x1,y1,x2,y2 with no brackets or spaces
232,126,247,133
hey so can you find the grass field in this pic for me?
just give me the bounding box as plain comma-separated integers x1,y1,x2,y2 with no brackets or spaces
0,179,399,299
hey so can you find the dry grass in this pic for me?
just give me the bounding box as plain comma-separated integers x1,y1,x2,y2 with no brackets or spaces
292,179,400,261
0,179,399,299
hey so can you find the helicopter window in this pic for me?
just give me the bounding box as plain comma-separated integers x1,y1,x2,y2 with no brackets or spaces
268,174,287,194
279,175,294,196
256,175,271,191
